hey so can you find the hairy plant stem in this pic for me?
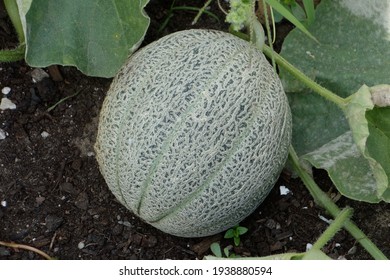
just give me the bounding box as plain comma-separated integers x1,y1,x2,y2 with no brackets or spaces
260,0,276,69
311,207,352,251
289,146,388,260
262,44,347,108
2,0,25,62
245,17,345,108
4,0,25,44
0,44,25,62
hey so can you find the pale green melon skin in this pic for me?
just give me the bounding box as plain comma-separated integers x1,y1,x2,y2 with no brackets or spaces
95,29,292,237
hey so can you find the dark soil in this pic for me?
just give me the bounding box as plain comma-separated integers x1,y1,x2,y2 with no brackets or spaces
0,0,389,260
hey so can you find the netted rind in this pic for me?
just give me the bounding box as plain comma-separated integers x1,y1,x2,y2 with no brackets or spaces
94,29,292,237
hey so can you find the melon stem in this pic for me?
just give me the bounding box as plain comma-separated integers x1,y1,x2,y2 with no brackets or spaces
4,0,25,44
310,207,353,251
288,145,388,260
236,18,347,109
0,0,25,62
262,44,348,109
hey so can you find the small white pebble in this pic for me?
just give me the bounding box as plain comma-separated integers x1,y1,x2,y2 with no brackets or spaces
0,128,7,140
1,200,7,207
1,87,11,95
306,243,313,251
78,241,85,249
87,151,95,157
41,131,50,138
279,185,291,195
335,243,341,247
0,97,16,110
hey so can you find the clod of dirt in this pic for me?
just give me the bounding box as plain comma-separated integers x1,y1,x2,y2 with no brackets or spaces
45,214,64,232
74,192,89,210
59,182,78,194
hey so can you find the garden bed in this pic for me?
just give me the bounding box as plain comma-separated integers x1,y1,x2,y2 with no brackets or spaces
0,0,389,260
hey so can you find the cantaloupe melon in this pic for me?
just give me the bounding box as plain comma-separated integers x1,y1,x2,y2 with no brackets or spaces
94,29,292,237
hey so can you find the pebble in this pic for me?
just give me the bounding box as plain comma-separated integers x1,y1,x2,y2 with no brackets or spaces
45,214,63,232
118,220,132,228
0,97,16,110
30,68,49,83
59,182,77,194
1,86,11,95
41,131,50,138
78,241,85,249
35,196,45,206
1,200,7,207
75,192,89,210
279,185,291,195
0,128,7,140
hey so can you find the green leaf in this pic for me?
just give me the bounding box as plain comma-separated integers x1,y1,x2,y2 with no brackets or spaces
210,242,222,258
280,0,390,202
302,0,315,25
303,131,380,202
224,229,235,239
23,0,150,77
236,226,248,235
343,85,389,201
265,0,318,42
366,106,390,201
223,246,231,258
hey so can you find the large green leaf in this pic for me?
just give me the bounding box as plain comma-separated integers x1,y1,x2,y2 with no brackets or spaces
21,0,150,77
280,0,390,202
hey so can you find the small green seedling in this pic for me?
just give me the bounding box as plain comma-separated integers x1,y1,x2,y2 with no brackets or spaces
210,242,236,258
224,225,248,246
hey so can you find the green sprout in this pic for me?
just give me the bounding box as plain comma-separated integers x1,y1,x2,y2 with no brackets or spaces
210,242,237,258
224,225,248,246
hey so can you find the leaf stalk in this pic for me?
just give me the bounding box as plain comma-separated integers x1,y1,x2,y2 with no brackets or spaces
262,44,347,108
288,146,388,260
